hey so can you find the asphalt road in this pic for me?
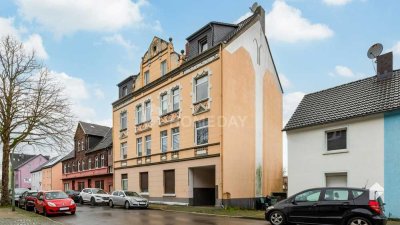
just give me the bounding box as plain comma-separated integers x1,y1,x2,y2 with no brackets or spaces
51,205,269,225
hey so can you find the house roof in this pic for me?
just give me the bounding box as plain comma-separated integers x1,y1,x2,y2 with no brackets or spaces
79,121,111,137
12,154,49,170
40,155,64,170
87,128,112,153
61,151,74,161
186,21,238,41
30,161,48,173
284,70,400,131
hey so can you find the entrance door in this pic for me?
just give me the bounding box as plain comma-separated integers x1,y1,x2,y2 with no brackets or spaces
72,181,75,190
88,179,91,188
190,166,216,206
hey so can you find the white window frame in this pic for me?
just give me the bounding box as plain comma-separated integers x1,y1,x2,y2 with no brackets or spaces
160,93,168,115
136,104,143,124
161,130,168,153
81,140,84,151
77,141,80,152
78,161,81,172
101,154,105,167
195,119,209,145
172,88,180,111
172,127,180,151
137,138,142,157
82,160,85,171
88,158,92,170
121,175,128,191
95,156,99,168
145,101,151,122
198,38,208,53
194,75,209,103
121,142,127,159
64,164,67,174
144,71,149,85
161,60,167,76
145,135,151,156
122,85,128,96
120,111,127,130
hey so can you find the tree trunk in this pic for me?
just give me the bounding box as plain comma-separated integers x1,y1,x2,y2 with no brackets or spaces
0,143,11,206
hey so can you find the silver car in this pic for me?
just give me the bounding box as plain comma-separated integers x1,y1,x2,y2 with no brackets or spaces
109,190,148,209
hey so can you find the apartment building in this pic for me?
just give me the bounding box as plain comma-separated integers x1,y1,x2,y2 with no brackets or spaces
61,122,113,192
112,5,283,208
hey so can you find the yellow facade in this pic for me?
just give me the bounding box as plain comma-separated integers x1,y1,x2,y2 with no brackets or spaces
112,6,282,208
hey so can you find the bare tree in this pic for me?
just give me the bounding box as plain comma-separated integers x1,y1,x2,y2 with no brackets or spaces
0,36,74,206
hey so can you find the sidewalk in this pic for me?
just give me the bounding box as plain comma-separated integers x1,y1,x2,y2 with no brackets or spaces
0,207,60,225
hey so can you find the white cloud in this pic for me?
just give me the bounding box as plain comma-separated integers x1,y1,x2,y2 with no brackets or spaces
279,73,292,89
283,91,305,125
103,34,135,50
234,11,252,24
0,17,48,59
323,0,352,6
392,41,400,56
16,0,147,36
94,88,105,100
51,71,90,101
331,65,354,77
265,1,333,43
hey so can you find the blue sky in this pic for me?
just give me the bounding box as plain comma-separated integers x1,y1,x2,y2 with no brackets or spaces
1,0,399,127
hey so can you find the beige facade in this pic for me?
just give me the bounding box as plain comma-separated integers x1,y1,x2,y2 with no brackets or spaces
112,6,282,208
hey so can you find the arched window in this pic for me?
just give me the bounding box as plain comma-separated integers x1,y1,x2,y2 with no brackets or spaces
78,161,81,172
88,158,92,170
100,154,105,167
68,163,71,173
64,164,67,174
72,162,75,172
82,160,85,171
95,156,99,168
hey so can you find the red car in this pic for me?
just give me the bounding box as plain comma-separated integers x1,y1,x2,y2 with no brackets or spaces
34,190,76,216
18,190,38,210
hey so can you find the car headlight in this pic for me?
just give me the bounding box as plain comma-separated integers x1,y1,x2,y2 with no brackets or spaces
267,206,274,210
71,200,75,205
47,202,56,207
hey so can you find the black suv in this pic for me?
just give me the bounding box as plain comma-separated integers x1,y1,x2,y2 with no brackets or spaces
265,187,386,225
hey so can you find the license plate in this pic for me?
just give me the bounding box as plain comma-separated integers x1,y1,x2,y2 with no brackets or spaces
139,202,146,205
60,207,69,211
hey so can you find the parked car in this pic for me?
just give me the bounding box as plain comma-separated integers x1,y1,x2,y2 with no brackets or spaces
109,190,148,209
65,190,80,202
265,187,386,225
79,188,110,206
18,190,38,210
34,190,76,216
9,188,29,205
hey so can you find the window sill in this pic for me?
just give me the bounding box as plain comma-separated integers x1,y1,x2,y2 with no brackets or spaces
163,194,176,197
323,150,349,155
193,98,209,105
119,128,127,132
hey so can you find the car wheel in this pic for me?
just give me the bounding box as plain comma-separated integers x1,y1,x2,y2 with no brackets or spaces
34,207,37,214
43,208,48,217
269,211,286,225
109,200,114,208
79,197,84,205
348,217,371,225
71,211,75,215
91,197,96,206
124,201,130,209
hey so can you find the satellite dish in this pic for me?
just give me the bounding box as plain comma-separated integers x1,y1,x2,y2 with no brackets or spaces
367,43,383,59
250,2,259,12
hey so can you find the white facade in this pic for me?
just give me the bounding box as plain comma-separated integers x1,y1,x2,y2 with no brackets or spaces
287,114,384,196
31,170,42,191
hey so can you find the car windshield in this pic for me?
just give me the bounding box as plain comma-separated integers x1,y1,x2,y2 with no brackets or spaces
27,192,38,197
45,192,68,200
92,189,107,194
15,189,28,195
124,191,141,197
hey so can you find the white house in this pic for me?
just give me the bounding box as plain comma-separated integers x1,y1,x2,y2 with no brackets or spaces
284,54,400,219
30,166,43,191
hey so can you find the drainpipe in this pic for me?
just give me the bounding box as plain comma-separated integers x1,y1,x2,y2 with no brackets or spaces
219,44,224,208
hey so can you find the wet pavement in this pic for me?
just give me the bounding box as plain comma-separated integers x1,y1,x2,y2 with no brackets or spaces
51,205,269,225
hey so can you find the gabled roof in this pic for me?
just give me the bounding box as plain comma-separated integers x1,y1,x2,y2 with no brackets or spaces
87,128,112,153
61,151,74,162
186,21,238,41
30,161,48,173
284,70,400,131
41,155,64,170
12,154,49,170
79,121,111,137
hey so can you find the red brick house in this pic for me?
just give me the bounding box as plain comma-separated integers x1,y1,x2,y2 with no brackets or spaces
62,121,113,192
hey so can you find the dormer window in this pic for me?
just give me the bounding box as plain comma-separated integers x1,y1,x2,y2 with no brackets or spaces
199,38,208,53
161,60,167,76
122,85,128,96
153,45,157,53
144,71,150,85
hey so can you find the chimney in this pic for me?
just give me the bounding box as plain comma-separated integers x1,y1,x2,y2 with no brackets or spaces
377,52,393,80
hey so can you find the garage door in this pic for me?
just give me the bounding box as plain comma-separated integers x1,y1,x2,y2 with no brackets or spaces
325,173,347,187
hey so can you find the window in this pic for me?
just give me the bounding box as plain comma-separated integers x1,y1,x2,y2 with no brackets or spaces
88,158,92,170
100,154,105,167
95,156,99,168
122,86,128,96
64,183,69,191
121,142,127,159
326,173,347,187
164,170,175,194
172,127,180,150
95,180,104,189
136,104,143,124
172,88,180,111
72,162,75,172
145,101,151,121
161,60,167,76
161,93,168,115
327,129,347,150
137,138,143,157
195,119,208,145
82,160,85,171
295,190,321,202
198,38,208,53
195,76,208,102
78,182,85,191
68,163,71,173
161,130,168,153
144,71,149,85
81,140,84,151
64,164,67,174
352,190,365,199
145,135,151,155
323,189,349,201
121,174,128,191
140,172,149,193
78,161,81,172
77,141,80,151
120,111,127,130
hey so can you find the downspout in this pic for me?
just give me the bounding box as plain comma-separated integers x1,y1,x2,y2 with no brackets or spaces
219,44,224,207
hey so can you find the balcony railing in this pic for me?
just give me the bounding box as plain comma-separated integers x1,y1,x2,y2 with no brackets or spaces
114,142,220,169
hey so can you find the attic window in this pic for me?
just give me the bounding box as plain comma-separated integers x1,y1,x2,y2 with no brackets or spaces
153,45,157,53
198,38,208,53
